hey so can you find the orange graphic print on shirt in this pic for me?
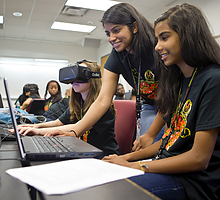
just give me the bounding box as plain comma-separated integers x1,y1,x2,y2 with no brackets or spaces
82,130,90,142
44,101,52,111
140,70,159,100
162,99,192,150
131,68,158,100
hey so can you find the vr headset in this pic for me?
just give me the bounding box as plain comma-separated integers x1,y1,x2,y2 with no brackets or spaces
24,84,39,92
59,60,101,84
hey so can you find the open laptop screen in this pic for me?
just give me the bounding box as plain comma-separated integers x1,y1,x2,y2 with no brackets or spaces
3,77,26,159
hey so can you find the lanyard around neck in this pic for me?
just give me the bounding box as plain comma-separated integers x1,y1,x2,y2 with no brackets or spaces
176,67,198,115
155,67,198,160
128,58,142,119
80,100,83,120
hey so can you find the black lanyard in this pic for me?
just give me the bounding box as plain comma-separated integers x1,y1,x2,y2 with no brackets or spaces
155,67,198,160
128,58,142,141
128,58,142,119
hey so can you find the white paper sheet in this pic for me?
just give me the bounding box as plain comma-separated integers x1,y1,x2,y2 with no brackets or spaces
6,158,144,195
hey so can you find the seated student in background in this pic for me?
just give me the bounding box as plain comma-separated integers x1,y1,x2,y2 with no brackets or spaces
64,87,72,97
43,95,70,121
114,83,125,100
103,3,220,200
44,80,62,111
14,84,31,107
17,60,119,157
21,84,40,111
43,87,72,121
130,88,136,101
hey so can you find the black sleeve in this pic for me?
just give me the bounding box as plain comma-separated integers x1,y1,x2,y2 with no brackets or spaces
92,108,115,135
88,108,119,157
58,107,71,125
196,82,220,131
104,49,123,74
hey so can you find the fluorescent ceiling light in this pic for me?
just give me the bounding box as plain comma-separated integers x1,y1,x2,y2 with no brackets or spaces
51,21,96,33
0,57,69,67
34,59,68,63
65,0,120,11
0,16,3,24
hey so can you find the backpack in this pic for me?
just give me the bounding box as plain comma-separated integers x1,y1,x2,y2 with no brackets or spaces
0,108,46,124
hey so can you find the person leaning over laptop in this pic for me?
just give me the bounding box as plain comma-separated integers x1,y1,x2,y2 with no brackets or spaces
15,60,119,157
20,84,40,111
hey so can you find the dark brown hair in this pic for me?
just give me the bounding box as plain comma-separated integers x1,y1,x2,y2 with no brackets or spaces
69,61,115,121
154,3,220,116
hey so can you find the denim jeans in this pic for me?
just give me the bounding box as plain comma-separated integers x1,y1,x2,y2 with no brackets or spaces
140,104,164,142
129,173,188,200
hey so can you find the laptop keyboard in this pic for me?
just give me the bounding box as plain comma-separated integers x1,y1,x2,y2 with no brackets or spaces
32,136,75,153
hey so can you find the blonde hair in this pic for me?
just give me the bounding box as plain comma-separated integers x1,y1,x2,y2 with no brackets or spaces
69,60,115,121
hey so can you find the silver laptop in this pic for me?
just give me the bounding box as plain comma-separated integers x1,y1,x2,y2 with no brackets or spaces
3,77,103,160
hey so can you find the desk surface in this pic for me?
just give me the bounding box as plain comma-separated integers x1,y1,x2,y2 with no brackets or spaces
0,146,31,200
0,141,160,200
44,179,159,200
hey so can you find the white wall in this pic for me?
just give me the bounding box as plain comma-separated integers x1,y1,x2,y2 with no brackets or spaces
0,38,98,105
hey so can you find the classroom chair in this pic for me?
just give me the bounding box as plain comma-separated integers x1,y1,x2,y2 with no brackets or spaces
113,100,136,155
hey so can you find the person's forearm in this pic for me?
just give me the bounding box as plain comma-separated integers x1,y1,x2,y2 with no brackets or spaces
73,97,111,136
135,150,206,174
133,113,165,150
21,98,31,111
132,129,219,174
146,112,165,139
21,103,28,110
123,141,161,161
72,69,118,136
34,119,63,128
37,125,73,135
128,145,207,174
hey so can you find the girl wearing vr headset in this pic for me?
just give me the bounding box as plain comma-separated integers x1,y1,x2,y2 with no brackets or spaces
17,61,119,157
64,3,165,151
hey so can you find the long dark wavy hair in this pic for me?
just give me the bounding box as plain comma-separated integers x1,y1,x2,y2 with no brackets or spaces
101,3,158,65
16,84,32,105
154,3,220,117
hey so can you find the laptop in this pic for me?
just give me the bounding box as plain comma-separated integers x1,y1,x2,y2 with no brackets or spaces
3,77,103,161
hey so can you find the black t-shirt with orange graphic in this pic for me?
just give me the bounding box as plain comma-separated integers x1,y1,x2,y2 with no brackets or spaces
162,64,220,200
59,107,119,157
104,48,159,105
